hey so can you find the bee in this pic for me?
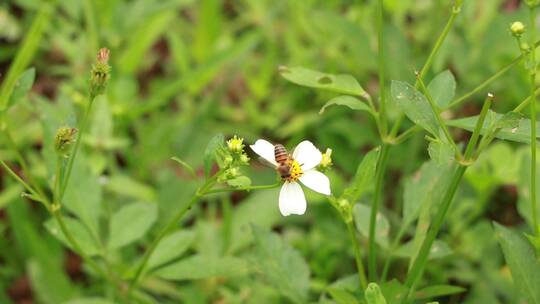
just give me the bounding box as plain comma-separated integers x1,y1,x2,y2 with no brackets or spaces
274,144,292,179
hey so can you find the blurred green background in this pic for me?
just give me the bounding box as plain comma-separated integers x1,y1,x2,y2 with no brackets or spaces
0,0,538,303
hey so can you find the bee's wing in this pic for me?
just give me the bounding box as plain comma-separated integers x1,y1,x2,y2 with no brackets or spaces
257,157,277,168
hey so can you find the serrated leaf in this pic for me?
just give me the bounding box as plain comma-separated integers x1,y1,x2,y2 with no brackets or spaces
148,230,195,269
108,202,158,249
415,284,465,300
427,70,455,108
203,133,224,177
279,66,368,97
343,148,379,202
320,95,373,115
427,139,454,166
353,204,390,248
44,217,101,256
494,223,540,304
391,80,439,136
251,225,310,304
154,254,248,280
448,112,534,144
8,67,35,108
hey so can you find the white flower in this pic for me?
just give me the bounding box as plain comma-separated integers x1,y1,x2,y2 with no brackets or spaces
250,139,331,216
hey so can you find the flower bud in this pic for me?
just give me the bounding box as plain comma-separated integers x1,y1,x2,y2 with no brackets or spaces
510,21,525,37
90,48,111,97
319,148,333,169
239,153,250,165
227,135,244,153
223,155,234,166
54,127,77,156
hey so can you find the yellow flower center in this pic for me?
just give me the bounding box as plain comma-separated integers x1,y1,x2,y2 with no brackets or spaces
287,159,303,182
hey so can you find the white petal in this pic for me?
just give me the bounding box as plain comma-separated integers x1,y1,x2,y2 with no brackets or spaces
250,139,277,167
279,182,307,216
299,170,331,195
293,140,322,170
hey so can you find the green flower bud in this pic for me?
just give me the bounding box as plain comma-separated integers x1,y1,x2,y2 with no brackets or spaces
54,127,77,156
365,283,387,304
239,153,250,165
90,48,111,97
226,135,244,153
319,148,333,169
525,0,540,8
224,155,234,166
510,21,525,37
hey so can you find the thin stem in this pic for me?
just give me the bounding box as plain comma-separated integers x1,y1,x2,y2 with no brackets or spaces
0,160,41,202
416,75,461,158
347,220,368,290
368,144,390,281
376,0,387,136
392,125,421,145
390,0,463,136
400,93,492,303
400,165,467,303
463,94,494,160
514,87,540,112
204,182,281,194
58,94,96,201
530,6,539,235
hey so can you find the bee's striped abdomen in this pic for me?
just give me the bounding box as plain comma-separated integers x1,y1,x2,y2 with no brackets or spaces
274,144,289,164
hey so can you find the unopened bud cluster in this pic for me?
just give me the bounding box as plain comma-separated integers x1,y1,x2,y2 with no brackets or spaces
216,136,251,187
54,127,77,157
510,21,525,37
318,148,333,172
90,48,111,97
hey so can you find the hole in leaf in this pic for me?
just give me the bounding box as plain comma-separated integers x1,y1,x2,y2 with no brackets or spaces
317,76,332,84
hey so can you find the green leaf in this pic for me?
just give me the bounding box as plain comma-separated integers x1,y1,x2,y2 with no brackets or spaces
448,111,534,144
427,70,455,108
8,67,35,108
494,223,540,304
380,280,407,304
494,111,523,129
319,95,373,115
391,80,439,136
343,148,379,202
279,66,368,97
148,231,195,269
44,216,101,256
415,284,466,300
327,287,361,304
251,225,310,304
353,203,390,248
108,202,158,249
226,176,252,188
203,133,224,177
365,283,387,304
105,175,157,202
427,139,454,166
394,240,452,260
154,254,248,280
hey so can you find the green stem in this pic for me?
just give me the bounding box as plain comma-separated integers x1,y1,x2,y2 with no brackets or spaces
530,6,539,235
58,94,96,201
390,0,462,136
347,220,368,290
416,75,461,158
0,160,41,203
450,40,540,109
514,87,540,112
376,0,388,136
400,165,467,303
463,94,494,160
204,182,281,194
368,144,390,281
400,92,492,303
